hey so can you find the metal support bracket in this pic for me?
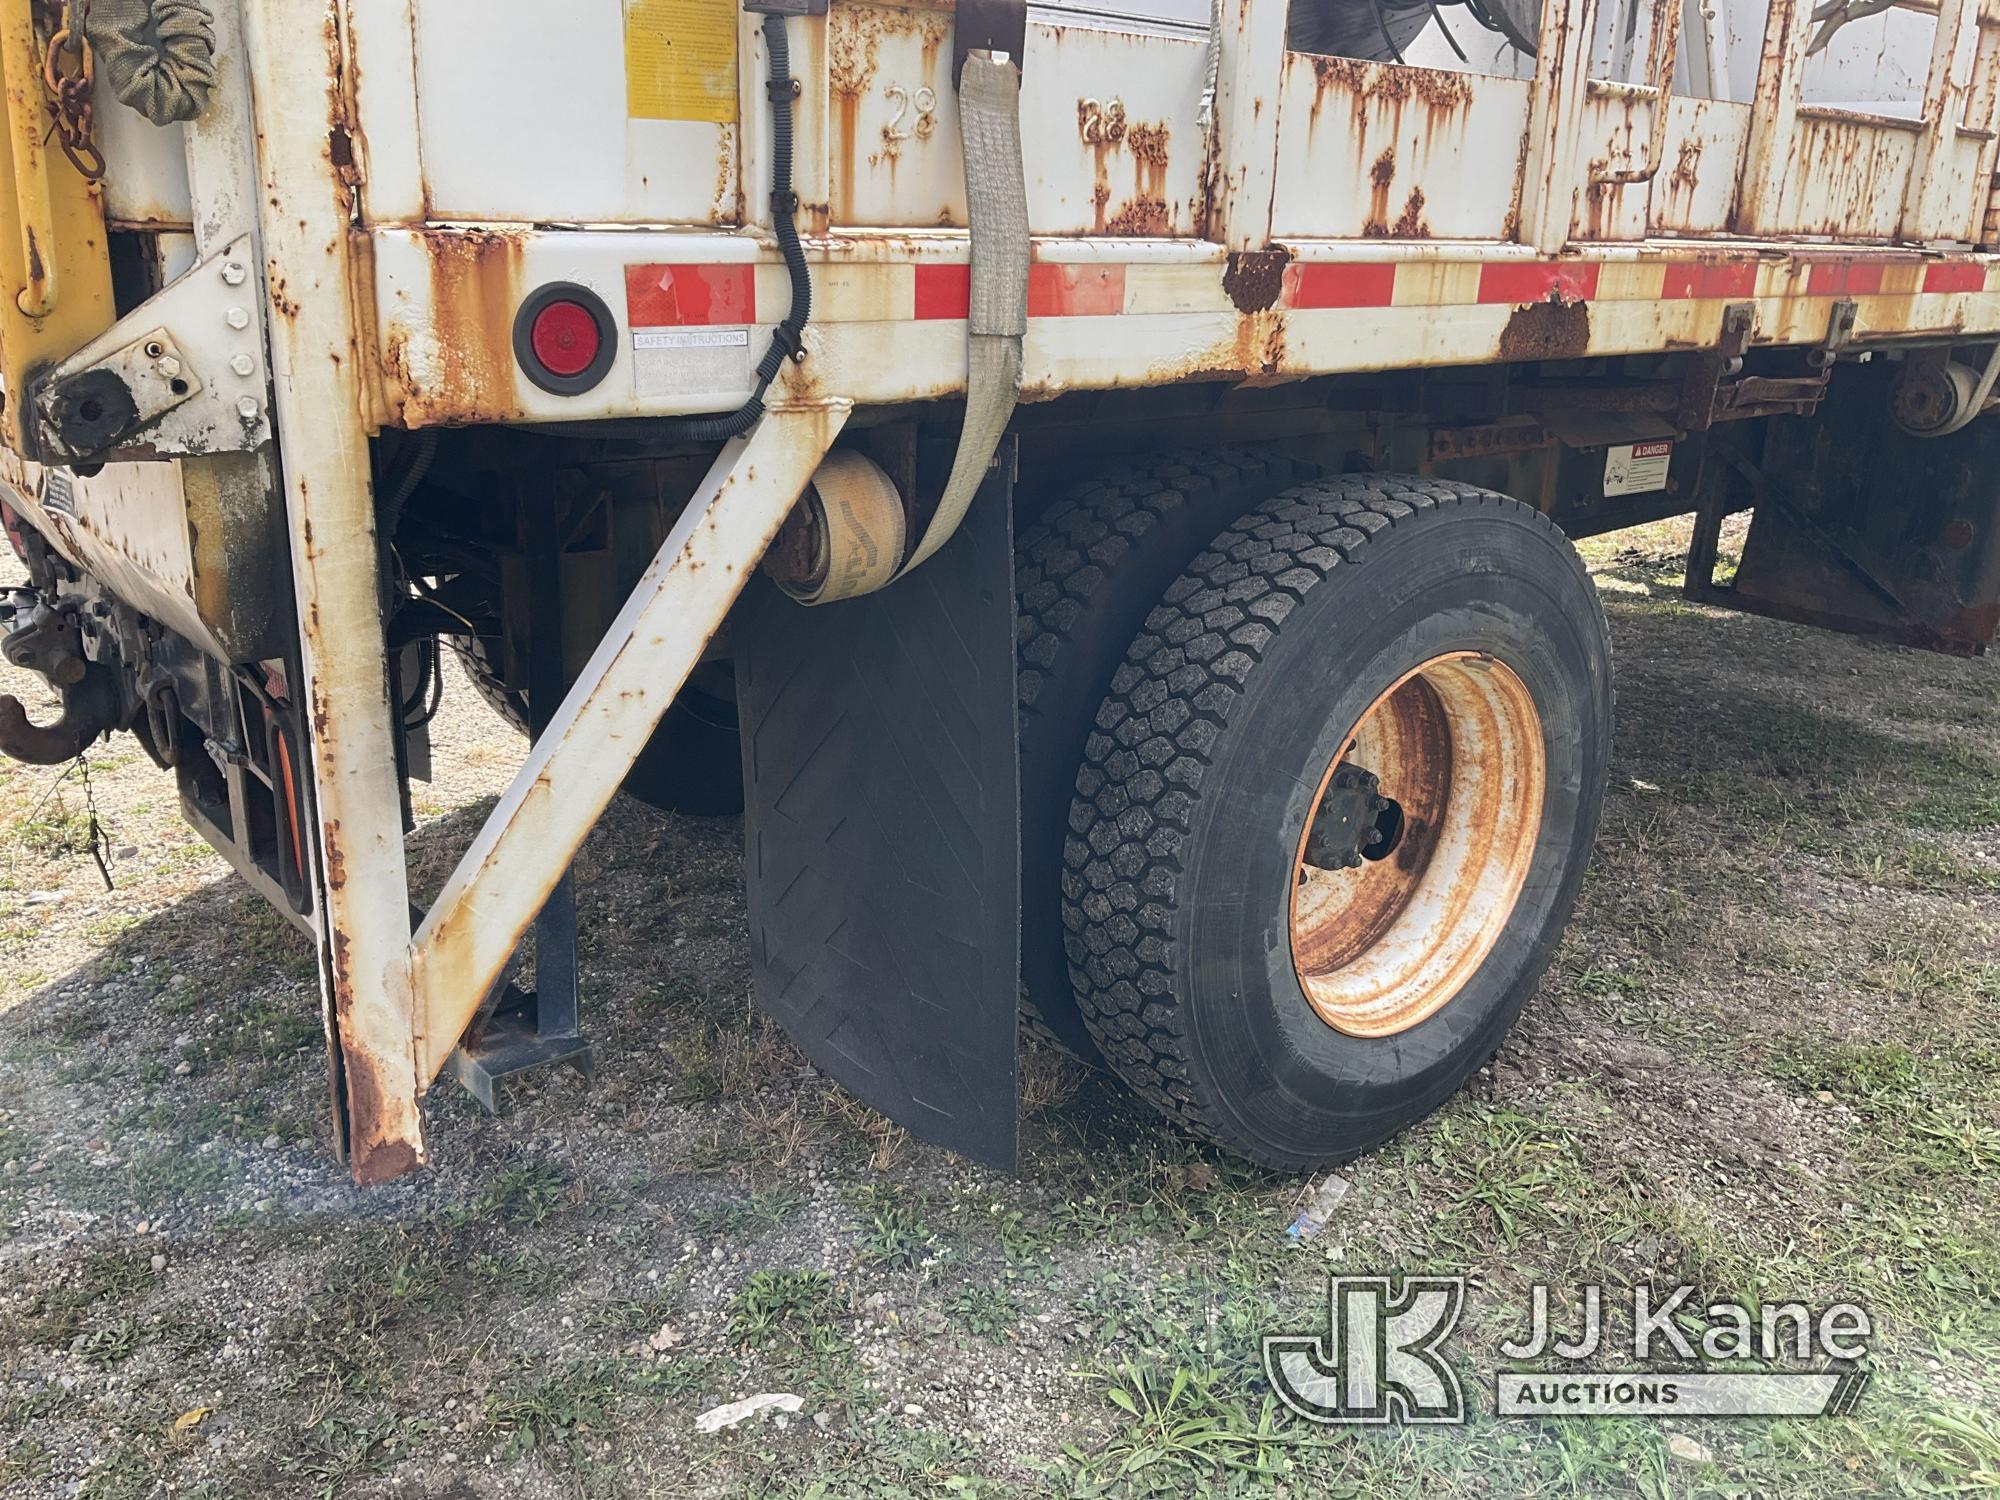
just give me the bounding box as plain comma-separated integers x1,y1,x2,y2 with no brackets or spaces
1675,301,1755,432
440,476,594,1109
32,232,273,463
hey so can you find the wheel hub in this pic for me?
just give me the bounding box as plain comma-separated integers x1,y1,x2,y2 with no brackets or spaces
1301,766,1404,871
1289,652,1546,1039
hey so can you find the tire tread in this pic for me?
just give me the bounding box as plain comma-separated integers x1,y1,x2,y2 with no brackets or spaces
1061,473,1600,1162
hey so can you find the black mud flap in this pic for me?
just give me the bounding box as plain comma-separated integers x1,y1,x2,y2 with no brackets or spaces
736,459,1020,1169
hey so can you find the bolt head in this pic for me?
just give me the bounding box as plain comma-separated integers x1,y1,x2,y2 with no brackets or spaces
236,396,260,421
230,353,256,377
222,263,247,286
155,355,182,379
226,307,250,330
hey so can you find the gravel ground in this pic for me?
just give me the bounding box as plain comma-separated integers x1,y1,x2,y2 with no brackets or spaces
0,519,1996,1498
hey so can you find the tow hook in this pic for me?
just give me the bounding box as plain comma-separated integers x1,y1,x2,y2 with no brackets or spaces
0,671,122,764
0,594,123,765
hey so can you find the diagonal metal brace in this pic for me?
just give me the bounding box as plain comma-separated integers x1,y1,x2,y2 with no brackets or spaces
407,403,850,1084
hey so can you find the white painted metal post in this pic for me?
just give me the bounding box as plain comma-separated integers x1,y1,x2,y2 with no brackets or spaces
183,0,262,258
1206,0,1285,251
1520,0,1601,253
1901,0,1985,242
241,0,426,1181
409,402,850,1084
1735,0,1810,237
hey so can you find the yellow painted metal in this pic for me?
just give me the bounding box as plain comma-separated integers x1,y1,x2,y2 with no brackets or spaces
0,0,113,453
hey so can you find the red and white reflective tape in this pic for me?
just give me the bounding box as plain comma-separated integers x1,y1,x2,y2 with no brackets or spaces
621,253,1996,329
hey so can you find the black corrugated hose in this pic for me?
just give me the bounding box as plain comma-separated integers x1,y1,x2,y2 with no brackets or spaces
666,12,812,440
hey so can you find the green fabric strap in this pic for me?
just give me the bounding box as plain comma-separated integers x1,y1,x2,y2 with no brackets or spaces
83,0,217,126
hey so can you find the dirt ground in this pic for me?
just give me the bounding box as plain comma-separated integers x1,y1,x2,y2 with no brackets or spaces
0,516,1996,1498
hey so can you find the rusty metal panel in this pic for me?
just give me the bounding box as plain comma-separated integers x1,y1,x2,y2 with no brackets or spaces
827,4,1209,235
1035,25,1207,236
828,0,959,227
1645,99,1753,236
1269,58,1533,242
1776,110,1923,239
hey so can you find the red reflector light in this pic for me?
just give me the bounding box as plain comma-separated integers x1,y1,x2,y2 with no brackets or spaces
530,300,601,378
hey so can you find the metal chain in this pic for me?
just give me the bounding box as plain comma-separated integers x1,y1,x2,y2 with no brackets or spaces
40,0,104,181
75,748,113,891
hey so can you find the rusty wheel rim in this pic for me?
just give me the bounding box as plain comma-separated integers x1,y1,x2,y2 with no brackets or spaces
1289,652,1547,1039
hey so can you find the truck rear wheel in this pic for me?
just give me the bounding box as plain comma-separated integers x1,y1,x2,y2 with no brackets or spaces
1063,476,1611,1169
1016,449,1311,1059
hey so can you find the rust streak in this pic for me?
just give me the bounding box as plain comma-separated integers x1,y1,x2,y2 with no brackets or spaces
387,228,528,427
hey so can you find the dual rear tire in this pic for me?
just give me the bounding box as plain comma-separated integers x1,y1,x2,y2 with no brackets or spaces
1023,471,1612,1169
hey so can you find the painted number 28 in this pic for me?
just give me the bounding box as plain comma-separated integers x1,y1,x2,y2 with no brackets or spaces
883,84,938,141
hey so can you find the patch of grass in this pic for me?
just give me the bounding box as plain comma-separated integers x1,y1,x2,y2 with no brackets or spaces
1903,1106,2000,1178
1409,1102,1600,1258
667,1016,796,1106
858,1204,934,1269
120,1145,236,1209
1569,963,1651,998
1768,1040,1921,1102
51,1003,109,1042
271,1226,457,1398
948,1282,1023,1340
468,1245,565,1294
280,1413,428,1499
1853,838,2000,894
777,1425,1008,1498
0,1437,51,1490
12,801,95,861
76,1313,149,1368
465,1159,572,1224
484,1357,626,1457
2,1248,154,1351
78,1438,159,1500
203,991,323,1068
1062,1360,1298,1495
231,900,318,982
1908,1403,2000,1487
690,1185,807,1238
728,1269,844,1352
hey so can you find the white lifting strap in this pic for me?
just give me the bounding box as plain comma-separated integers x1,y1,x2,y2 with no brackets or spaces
896,49,1028,577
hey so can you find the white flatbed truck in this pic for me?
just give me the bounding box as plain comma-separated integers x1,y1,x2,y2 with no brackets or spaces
1,0,1997,1179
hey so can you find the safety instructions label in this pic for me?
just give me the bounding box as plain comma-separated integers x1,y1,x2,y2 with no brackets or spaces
625,0,738,125
1603,440,1673,497
633,326,751,399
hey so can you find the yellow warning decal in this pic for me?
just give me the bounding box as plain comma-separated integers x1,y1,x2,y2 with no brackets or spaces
626,0,739,125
